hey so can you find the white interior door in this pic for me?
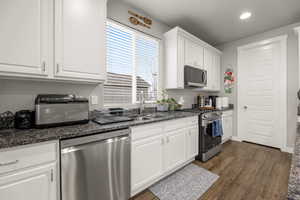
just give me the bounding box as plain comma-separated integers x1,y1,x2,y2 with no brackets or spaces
238,36,287,148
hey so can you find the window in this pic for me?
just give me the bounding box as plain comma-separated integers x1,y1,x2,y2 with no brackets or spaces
104,21,159,106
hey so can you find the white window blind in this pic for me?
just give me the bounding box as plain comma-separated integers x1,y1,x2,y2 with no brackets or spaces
105,22,159,106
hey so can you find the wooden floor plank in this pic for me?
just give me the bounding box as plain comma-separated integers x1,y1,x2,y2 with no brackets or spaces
133,141,291,200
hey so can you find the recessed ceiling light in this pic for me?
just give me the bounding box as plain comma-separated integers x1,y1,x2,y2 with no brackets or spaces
240,12,252,20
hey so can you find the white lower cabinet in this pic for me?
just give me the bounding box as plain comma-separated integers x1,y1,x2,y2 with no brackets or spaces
186,126,199,160
0,163,57,200
222,111,233,142
131,135,164,193
164,129,186,172
0,142,59,200
130,116,198,196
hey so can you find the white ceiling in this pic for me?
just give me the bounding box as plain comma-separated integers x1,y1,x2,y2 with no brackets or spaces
122,0,300,45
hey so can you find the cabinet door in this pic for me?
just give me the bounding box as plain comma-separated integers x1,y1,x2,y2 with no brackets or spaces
222,115,233,142
195,45,204,69
131,135,163,193
184,39,195,66
212,53,221,91
204,48,213,90
184,39,204,68
186,126,199,160
164,129,186,172
177,35,185,89
0,163,57,200
0,0,51,77
55,0,106,82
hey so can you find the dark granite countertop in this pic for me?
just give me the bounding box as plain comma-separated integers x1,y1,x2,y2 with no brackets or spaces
0,111,198,150
288,123,300,200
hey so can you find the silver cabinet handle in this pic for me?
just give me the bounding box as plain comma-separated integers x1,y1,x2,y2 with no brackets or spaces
42,61,46,72
0,160,19,167
166,136,170,143
56,64,60,73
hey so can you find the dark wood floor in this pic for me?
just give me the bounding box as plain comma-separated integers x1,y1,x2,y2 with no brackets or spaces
132,141,292,200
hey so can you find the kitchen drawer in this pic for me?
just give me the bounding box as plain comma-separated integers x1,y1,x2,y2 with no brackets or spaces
131,123,164,141
0,142,57,175
164,116,198,132
222,110,233,117
186,116,199,126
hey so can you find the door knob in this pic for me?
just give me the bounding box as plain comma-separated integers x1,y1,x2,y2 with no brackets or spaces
244,106,248,109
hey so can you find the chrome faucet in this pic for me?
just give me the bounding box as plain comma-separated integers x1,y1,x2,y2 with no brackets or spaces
138,91,146,115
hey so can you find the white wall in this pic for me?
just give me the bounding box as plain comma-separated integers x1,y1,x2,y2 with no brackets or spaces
0,79,103,113
217,22,300,148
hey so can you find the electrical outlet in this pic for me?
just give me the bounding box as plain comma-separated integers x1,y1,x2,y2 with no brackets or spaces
90,96,98,105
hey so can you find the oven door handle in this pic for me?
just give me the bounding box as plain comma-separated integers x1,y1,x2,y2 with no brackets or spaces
202,119,221,126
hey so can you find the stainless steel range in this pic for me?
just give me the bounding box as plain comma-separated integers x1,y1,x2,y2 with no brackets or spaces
196,111,223,162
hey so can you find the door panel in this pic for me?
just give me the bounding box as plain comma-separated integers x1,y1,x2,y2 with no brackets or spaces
131,135,163,192
164,129,186,172
204,48,213,90
184,39,203,68
55,0,106,81
0,164,57,200
0,0,50,76
222,115,233,142
186,126,199,159
238,41,282,148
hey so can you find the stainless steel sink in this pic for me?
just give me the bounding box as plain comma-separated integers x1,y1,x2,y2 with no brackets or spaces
132,113,168,121
134,116,152,121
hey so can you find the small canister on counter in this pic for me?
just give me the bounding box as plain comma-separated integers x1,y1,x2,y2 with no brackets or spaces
14,110,35,129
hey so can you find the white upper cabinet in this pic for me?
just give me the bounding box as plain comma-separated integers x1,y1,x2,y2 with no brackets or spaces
0,0,51,78
164,27,221,90
212,53,221,91
184,38,204,69
54,0,106,82
0,0,106,83
203,48,221,91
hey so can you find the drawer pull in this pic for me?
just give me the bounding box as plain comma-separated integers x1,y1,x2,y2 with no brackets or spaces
0,160,19,167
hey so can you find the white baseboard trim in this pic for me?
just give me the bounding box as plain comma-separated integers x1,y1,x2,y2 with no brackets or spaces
231,136,242,142
281,146,294,154
230,136,294,153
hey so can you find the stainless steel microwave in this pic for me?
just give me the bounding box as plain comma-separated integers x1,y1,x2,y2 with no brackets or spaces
184,65,207,88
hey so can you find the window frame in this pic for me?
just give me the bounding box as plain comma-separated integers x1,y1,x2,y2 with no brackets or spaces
104,20,162,108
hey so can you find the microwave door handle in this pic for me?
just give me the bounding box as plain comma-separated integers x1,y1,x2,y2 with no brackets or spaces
203,71,207,85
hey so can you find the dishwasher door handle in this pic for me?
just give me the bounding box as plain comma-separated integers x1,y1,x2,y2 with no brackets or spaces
61,135,130,154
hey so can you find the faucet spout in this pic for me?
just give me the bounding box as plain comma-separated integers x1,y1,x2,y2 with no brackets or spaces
139,91,145,115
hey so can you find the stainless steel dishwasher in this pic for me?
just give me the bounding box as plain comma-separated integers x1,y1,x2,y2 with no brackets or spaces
60,128,130,200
